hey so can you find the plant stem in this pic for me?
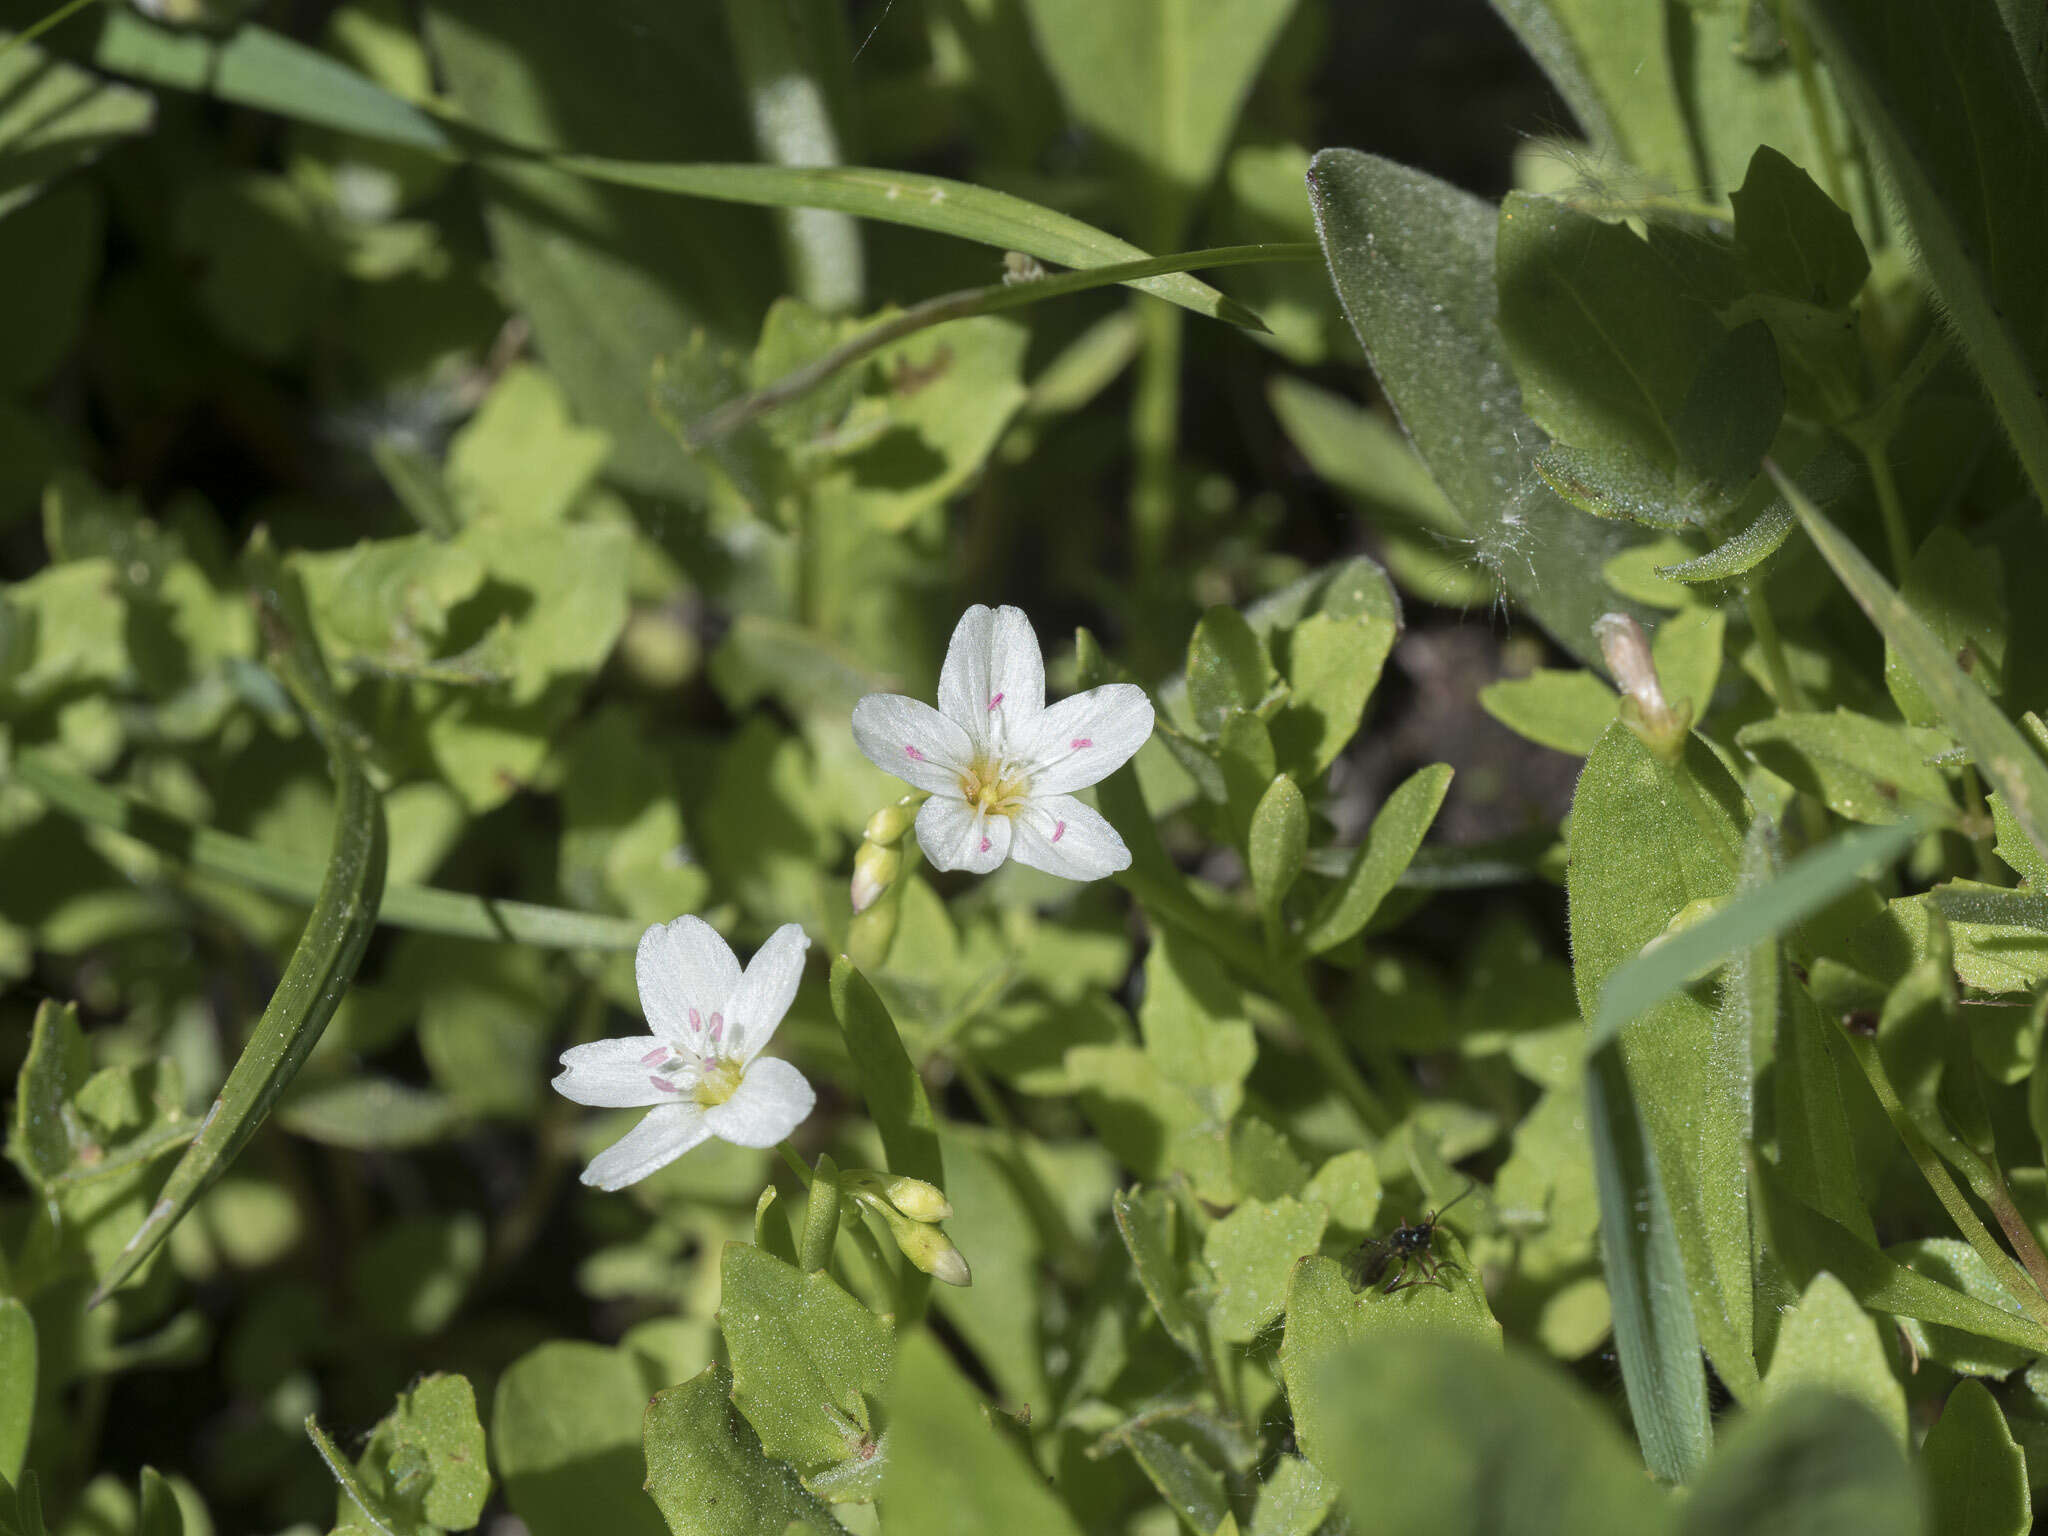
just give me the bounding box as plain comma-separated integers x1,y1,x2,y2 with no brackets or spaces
1858,437,1912,581
777,1140,815,1188
1131,298,1182,575
1839,1031,2048,1332
1742,586,1807,713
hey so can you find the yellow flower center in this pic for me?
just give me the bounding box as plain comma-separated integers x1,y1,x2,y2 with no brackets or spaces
693,1056,745,1108
959,755,1030,818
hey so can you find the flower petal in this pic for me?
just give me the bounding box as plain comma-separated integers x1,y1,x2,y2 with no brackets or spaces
1010,794,1131,881
703,1056,817,1148
553,1036,691,1107
938,604,1044,746
580,1103,712,1190
915,794,1013,873
725,923,810,1064
1014,683,1155,794
851,693,975,795
636,915,741,1048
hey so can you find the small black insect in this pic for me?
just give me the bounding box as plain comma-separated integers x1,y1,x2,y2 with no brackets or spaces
1345,1183,1477,1296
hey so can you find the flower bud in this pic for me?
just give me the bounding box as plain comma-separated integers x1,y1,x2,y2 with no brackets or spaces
894,1216,972,1286
843,1170,953,1222
1594,612,1690,761
878,1174,952,1223
850,841,902,915
863,797,922,847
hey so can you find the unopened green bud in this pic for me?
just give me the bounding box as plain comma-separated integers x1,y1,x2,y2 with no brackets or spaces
850,841,902,915
843,1170,952,1222
851,1187,971,1286
879,1174,952,1223
863,797,923,846
894,1215,972,1287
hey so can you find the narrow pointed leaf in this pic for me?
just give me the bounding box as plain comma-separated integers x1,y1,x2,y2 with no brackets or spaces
1785,483,2048,871
1800,0,2048,509
89,570,387,1302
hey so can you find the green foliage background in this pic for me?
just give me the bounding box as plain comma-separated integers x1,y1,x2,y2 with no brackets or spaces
2,1,2048,1533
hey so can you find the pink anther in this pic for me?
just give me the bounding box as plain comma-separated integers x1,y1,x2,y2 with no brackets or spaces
988,692,1004,710
648,1075,671,1094
1071,737,1092,749
1053,820,1067,843
640,1046,668,1065
979,836,992,853
905,744,926,761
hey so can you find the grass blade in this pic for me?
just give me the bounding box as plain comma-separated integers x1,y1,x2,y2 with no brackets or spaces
95,10,451,150
680,241,1306,442
92,18,1258,327
1799,0,2048,510
88,564,388,1303
6,750,644,952
1781,472,2048,870
1587,820,1921,1055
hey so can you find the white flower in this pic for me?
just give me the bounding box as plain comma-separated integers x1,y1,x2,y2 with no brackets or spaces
851,605,1154,880
553,917,816,1191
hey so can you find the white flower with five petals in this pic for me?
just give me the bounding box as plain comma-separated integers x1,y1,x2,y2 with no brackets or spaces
553,917,816,1191
851,604,1154,880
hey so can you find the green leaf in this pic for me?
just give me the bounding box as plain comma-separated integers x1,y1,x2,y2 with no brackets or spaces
1885,528,2008,729
1730,147,1869,310
1496,191,1723,471
444,365,611,526
1678,1391,1920,1536
1755,1164,2048,1358
96,13,448,150
323,1374,491,1535
877,1331,1084,1536
1735,711,1956,826
1112,1187,1205,1359
1269,607,1398,778
719,1243,893,1497
1760,1273,1906,1446
1247,1455,1333,1536
1787,488,2048,872
1571,728,1758,1426
1203,1195,1328,1343
1248,775,1307,924
0,1299,31,1486
1658,500,1795,583
1278,1254,1501,1472
0,35,154,208
1116,1426,1229,1535
643,1364,839,1536
136,1468,183,1536
1300,764,1453,954
1671,320,1784,498
1486,0,1696,189
1308,1330,1669,1536
1307,150,1648,664
1800,0,2048,507
829,958,943,1187
1889,1240,2036,1379
277,1077,467,1151
1020,0,1300,237
493,1341,668,1536
1481,668,1619,755
5,999,92,1194
1186,606,1274,736
88,560,391,1299
1921,1380,2029,1536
